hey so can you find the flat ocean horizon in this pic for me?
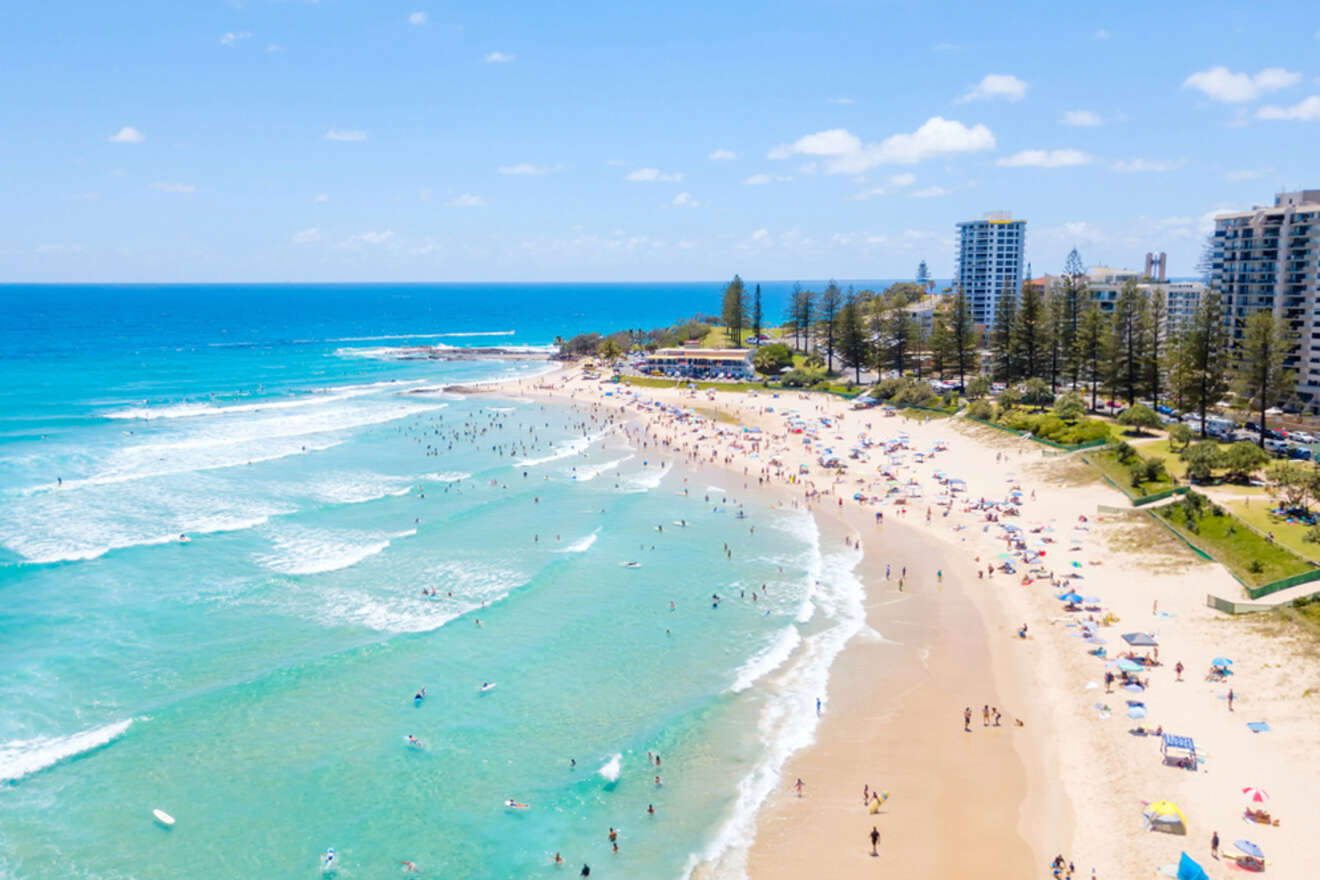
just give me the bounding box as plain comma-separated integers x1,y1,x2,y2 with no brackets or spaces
0,283,875,879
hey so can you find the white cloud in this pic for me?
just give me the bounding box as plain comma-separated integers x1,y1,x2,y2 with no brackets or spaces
1183,66,1300,102
292,227,321,244
773,118,994,173
324,129,367,142
957,74,1027,103
1111,157,1187,172
849,172,918,200
908,186,952,198
220,32,252,47
708,148,737,160
750,229,770,242
349,229,394,245
1062,110,1102,127
267,43,280,53
150,182,195,193
484,51,515,63
107,126,144,143
933,41,957,52
408,11,427,25
1225,168,1273,182
996,149,1092,168
314,193,329,203
671,192,700,207
498,162,550,175
828,97,854,104
446,194,486,207
625,167,683,182
1257,95,1320,121
1095,29,1110,40
743,174,791,185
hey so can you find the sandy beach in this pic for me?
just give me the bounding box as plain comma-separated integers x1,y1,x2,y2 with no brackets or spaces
498,363,1320,879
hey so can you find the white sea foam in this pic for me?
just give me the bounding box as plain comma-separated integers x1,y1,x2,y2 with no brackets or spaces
421,471,471,483
684,518,866,880
570,455,633,482
0,719,135,783
515,427,613,467
3,497,294,566
255,526,415,575
328,331,515,342
554,528,600,553
101,381,418,421
304,471,414,505
728,626,802,694
21,402,441,496
598,752,622,783
622,463,671,492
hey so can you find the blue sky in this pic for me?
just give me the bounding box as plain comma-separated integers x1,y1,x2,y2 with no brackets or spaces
3,0,1318,282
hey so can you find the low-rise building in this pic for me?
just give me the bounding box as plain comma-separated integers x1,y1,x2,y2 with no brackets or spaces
642,348,756,380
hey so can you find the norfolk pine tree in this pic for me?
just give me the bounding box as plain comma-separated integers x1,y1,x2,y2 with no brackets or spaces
1177,289,1230,438
1075,301,1106,411
950,286,978,392
818,281,843,372
1235,310,1295,448
721,275,747,347
837,293,869,384
751,284,763,346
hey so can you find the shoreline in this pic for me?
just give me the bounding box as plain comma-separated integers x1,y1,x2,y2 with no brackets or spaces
488,361,1320,878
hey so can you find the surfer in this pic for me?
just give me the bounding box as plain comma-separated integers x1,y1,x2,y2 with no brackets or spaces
401,861,418,872
554,852,563,866
414,688,426,703
322,848,336,870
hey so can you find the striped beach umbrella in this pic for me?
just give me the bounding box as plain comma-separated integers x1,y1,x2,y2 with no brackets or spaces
1241,787,1269,803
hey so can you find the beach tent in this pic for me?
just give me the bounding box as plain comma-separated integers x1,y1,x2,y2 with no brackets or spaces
1142,800,1187,834
1160,734,1197,770
1122,633,1159,647
1176,852,1211,880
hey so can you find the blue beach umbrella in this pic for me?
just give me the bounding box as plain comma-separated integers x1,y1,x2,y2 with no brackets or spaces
1127,705,1147,719
1116,658,1144,673
1058,592,1083,602
1212,657,1233,667
1234,840,1263,859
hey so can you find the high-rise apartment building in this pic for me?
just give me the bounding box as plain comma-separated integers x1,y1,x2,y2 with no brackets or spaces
1213,190,1320,410
955,211,1026,327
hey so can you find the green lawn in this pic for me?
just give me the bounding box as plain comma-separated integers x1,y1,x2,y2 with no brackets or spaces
1155,496,1316,587
619,376,769,393
1226,497,1320,564
1088,449,1178,498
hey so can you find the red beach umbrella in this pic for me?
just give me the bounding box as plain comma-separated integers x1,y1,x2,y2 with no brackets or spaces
1241,787,1270,803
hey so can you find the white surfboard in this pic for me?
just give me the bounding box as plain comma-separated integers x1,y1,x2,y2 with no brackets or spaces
152,808,175,827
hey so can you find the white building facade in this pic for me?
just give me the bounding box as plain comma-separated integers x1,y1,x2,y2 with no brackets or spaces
1213,190,1320,410
955,211,1026,327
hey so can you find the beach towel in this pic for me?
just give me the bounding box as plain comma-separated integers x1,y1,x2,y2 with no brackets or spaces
1247,722,1271,733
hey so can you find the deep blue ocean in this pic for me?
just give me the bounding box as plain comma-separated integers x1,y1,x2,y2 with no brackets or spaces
0,284,874,879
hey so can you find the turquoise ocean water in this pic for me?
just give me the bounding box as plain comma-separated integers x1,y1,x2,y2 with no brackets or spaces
0,285,870,879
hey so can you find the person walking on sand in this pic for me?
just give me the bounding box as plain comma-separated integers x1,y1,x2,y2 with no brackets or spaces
1211,830,1220,859
1175,661,1183,681
870,826,880,856
964,707,972,732
982,705,990,727
794,778,805,797
1227,689,1234,711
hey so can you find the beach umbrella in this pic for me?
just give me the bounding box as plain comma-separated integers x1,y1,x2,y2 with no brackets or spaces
1175,852,1211,880
1124,682,1145,692
1241,787,1270,803
1058,592,1083,602
1083,596,1102,603
1127,705,1148,719
1122,633,1159,647
1117,658,1143,673
1234,840,1263,859
1211,657,1233,667
1070,561,1083,568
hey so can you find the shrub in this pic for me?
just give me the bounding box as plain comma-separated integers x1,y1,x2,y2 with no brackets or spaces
1303,525,1320,545
967,399,994,420
1247,559,1264,574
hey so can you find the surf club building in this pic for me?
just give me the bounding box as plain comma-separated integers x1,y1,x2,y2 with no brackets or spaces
642,347,756,380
